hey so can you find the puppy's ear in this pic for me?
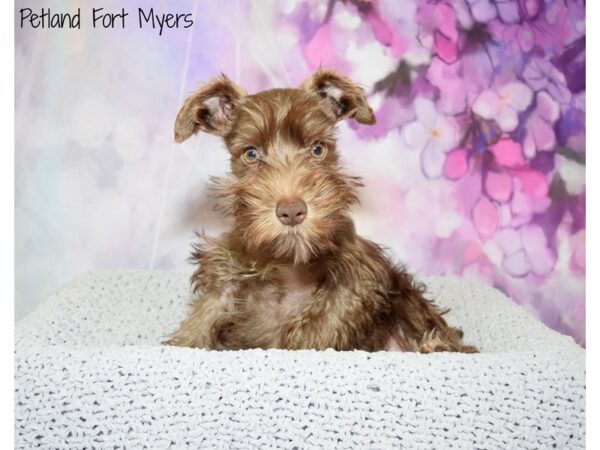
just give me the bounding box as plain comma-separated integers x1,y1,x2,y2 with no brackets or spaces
301,69,376,125
174,75,246,142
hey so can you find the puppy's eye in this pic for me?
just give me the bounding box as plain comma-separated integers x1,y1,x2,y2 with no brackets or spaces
242,148,259,164
310,144,326,159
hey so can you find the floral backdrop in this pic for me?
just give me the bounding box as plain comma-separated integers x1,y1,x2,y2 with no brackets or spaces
15,0,585,344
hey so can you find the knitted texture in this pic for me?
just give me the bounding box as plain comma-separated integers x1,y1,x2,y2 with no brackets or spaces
15,270,585,449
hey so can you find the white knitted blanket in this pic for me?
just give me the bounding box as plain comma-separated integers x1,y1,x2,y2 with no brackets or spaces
15,270,585,449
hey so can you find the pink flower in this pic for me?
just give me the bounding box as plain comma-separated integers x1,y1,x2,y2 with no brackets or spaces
509,175,551,227
515,170,549,200
402,98,461,178
472,82,533,132
435,31,457,64
418,2,459,63
484,171,512,203
444,148,469,179
523,92,560,159
489,138,526,167
472,196,499,239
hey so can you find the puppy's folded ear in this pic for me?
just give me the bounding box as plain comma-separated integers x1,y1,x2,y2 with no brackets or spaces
301,69,376,125
174,75,246,142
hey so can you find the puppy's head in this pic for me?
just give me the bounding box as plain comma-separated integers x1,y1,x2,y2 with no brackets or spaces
175,69,375,264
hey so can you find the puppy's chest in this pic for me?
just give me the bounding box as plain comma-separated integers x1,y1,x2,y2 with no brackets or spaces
254,266,318,318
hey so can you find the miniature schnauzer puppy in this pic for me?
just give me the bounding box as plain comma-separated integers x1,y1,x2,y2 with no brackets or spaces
166,69,476,353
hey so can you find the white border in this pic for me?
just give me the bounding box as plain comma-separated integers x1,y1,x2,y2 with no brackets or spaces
1,0,14,447
586,1,596,448
4,2,591,448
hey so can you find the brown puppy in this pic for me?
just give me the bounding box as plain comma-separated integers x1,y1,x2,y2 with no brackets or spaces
166,69,477,353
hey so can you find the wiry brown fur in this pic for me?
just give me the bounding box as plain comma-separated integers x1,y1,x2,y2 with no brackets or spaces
166,69,477,353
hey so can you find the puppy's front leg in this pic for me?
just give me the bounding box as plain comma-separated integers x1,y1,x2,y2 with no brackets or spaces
165,290,234,349
279,288,378,351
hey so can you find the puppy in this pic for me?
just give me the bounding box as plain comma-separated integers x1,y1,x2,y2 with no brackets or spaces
166,69,476,353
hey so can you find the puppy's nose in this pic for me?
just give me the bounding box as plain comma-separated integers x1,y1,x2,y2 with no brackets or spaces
276,198,307,226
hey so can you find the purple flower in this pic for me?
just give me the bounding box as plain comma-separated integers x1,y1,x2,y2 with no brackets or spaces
426,57,466,115
522,58,571,104
465,0,544,24
552,37,585,94
522,91,560,159
495,224,557,277
402,98,461,178
472,82,533,132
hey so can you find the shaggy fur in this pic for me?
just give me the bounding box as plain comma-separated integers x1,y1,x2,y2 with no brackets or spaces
166,69,477,353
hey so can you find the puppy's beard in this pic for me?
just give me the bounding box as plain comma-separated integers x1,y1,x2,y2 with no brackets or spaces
240,218,337,265
271,227,319,265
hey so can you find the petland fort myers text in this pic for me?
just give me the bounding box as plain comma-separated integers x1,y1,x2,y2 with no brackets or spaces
19,8,194,36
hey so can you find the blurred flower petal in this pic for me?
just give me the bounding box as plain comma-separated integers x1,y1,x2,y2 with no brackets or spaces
474,83,532,131
500,82,533,111
426,58,466,114
467,0,497,22
403,121,430,152
511,188,534,227
473,196,499,238
414,97,438,128
473,90,500,120
366,10,394,46
536,91,560,122
515,170,549,199
521,225,556,276
434,31,457,63
444,149,468,179
570,230,585,272
503,250,531,277
421,142,446,178
522,91,560,157
530,119,556,151
490,138,526,167
434,116,460,153
517,27,535,53
495,228,522,255
497,1,520,23
485,171,513,202
496,105,519,132
304,24,335,69
557,155,585,195
523,58,572,104
523,132,536,159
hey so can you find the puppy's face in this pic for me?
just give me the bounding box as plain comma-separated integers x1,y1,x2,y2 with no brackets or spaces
175,70,375,264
